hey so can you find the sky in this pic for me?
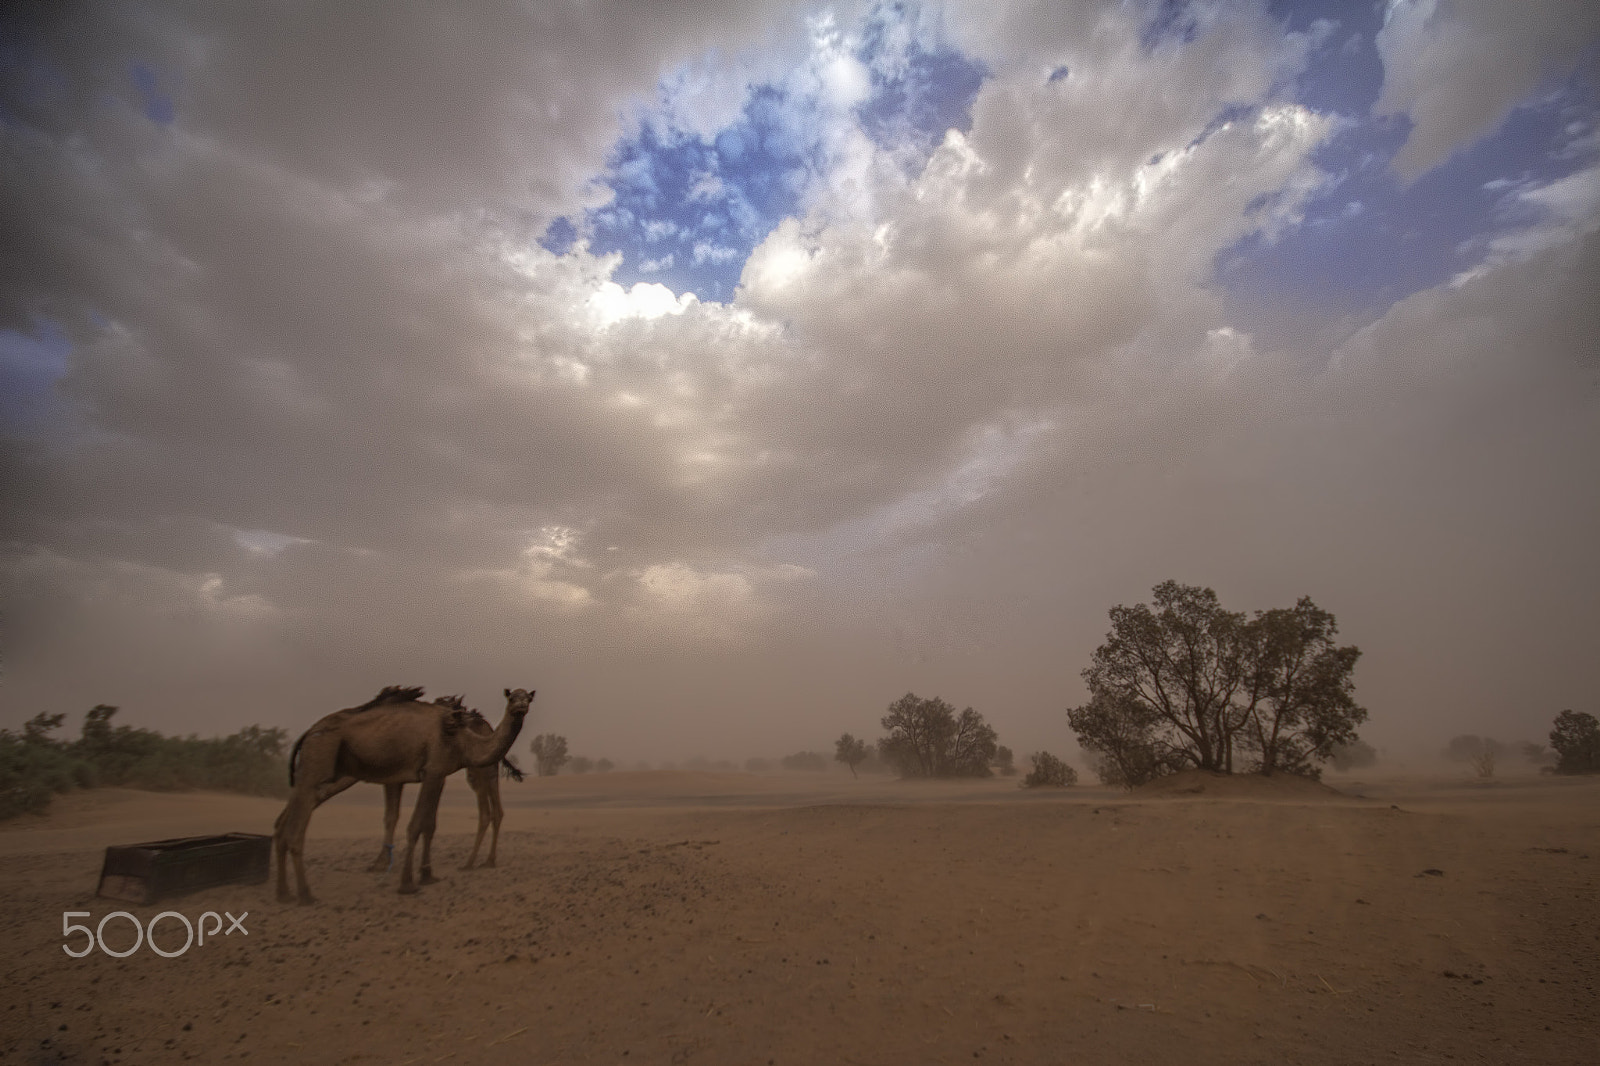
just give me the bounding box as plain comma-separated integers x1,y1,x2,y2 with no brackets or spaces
2,0,1597,766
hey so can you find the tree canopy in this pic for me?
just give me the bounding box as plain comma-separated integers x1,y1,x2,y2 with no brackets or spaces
1069,581,1366,784
834,733,869,777
529,733,569,776
1549,710,1600,775
878,693,997,778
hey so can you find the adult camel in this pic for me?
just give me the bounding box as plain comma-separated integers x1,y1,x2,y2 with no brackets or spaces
358,696,524,873
274,685,533,903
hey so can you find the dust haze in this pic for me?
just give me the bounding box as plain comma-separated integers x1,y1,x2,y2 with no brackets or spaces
3,3,1596,769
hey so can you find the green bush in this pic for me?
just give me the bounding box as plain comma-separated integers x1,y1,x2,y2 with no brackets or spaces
0,706,289,820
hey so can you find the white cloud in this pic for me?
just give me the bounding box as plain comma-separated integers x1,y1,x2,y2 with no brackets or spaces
1451,162,1600,284
588,279,698,324
1375,0,1600,181
232,528,312,555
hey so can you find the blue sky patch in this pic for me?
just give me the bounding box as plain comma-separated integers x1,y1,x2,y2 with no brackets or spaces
854,3,986,155
0,315,71,433
542,2,986,303
1220,59,1600,339
129,61,174,125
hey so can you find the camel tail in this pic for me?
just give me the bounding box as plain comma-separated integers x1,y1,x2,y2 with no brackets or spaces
500,757,525,783
288,730,308,786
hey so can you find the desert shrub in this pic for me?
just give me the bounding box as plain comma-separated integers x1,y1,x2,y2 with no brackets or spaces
1327,738,1378,771
0,719,88,819
1549,710,1600,775
994,746,1017,777
780,750,828,772
877,693,998,778
1022,751,1077,788
595,757,614,773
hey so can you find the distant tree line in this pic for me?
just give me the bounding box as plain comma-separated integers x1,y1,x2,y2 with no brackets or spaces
0,705,289,819
1442,721,1600,778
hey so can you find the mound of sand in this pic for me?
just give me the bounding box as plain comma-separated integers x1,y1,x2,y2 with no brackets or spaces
1133,768,1345,799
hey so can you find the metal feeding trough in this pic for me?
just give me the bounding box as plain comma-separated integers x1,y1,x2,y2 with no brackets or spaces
96,832,272,905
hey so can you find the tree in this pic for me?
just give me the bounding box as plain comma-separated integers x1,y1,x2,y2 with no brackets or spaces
1072,582,1365,781
1066,689,1175,788
994,745,1017,777
834,734,868,778
1470,749,1496,779
1022,751,1077,788
595,757,615,773
877,693,997,778
1081,582,1254,773
1549,710,1600,775
1239,598,1366,777
568,755,594,774
781,750,828,771
529,734,569,777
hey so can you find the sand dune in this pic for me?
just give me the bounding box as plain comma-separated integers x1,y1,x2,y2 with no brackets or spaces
2,772,1596,1064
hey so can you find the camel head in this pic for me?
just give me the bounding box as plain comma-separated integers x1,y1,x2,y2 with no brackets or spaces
503,688,535,717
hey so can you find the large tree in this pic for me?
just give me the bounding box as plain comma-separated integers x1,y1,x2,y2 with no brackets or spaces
1071,581,1365,782
1079,581,1254,773
878,693,997,778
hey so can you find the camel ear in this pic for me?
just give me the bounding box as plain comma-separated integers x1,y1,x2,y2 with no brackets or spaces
504,687,511,699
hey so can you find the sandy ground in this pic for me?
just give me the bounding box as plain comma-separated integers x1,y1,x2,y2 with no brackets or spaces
1,770,1596,1065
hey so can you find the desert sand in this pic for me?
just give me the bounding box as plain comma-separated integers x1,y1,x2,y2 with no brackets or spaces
1,769,1596,1065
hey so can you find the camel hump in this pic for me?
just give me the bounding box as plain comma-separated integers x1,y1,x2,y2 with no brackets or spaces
355,684,426,711
432,694,466,710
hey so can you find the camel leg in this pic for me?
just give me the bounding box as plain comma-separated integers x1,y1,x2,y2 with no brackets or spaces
484,782,503,869
463,780,490,870
274,789,319,905
313,776,358,806
399,775,445,895
370,783,404,872
419,808,439,886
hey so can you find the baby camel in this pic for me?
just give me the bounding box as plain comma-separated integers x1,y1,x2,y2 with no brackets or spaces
274,685,533,903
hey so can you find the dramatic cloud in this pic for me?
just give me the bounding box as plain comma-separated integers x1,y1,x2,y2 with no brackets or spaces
2,1,1597,761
